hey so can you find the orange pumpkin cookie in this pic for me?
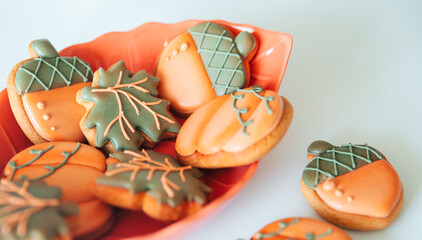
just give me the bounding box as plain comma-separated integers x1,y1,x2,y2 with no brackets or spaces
251,217,351,240
92,149,211,222
300,140,403,230
2,142,114,239
155,22,258,115
0,180,78,240
6,39,93,143
77,61,180,153
176,86,293,168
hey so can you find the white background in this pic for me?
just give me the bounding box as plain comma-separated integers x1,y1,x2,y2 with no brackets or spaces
1,1,421,239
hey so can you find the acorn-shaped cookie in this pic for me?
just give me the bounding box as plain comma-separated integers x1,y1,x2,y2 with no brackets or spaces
155,22,258,115
2,142,114,239
7,39,93,143
300,140,403,230
251,217,351,240
176,86,293,168
92,149,211,221
0,180,78,240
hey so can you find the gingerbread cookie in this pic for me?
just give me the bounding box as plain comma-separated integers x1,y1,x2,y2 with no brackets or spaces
300,140,403,230
155,22,258,115
77,61,181,153
2,142,114,239
176,86,293,168
0,180,78,240
92,149,211,221
251,217,351,240
6,39,93,143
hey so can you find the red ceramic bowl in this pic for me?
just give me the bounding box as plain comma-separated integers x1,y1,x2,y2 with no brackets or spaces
0,20,292,239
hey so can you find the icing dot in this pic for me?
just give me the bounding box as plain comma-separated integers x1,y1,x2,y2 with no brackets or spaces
335,189,343,197
322,179,335,191
181,43,189,51
43,114,50,120
347,196,353,202
172,49,179,56
165,56,170,62
51,127,56,131
37,102,45,109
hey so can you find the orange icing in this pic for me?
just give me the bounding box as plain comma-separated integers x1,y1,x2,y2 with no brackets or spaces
253,217,351,240
175,95,229,156
67,199,113,237
176,89,283,155
156,32,216,114
315,160,402,218
22,82,90,142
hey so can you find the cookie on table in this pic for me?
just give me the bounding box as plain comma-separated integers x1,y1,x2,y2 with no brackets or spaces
251,217,351,240
2,142,114,239
176,86,293,168
300,140,403,230
77,61,181,153
92,149,212,221
6,39,93,143
155,21,258,116
0,180,78,240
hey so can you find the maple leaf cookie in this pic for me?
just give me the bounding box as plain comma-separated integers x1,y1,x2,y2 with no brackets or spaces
176,86,293,168
2,142,114,239
77,61,181,153
251,217,351,240
155,22,258,115
7,39,93,143
92,149,212,221
300,141,404,230
0,180,78,240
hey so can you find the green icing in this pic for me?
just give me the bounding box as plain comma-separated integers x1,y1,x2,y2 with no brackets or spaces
81,61,180,152
0,180,78,240
31,39,59,58
255,218,332,240
96,150,211,207
231,86,274,136
307,140,335,155
188,22,256,96
15,39,93,94
302,141,384,189
234,31,256,59
8,143,81,182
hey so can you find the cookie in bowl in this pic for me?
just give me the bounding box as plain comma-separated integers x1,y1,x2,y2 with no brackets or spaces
155,21,258,116
93,149,211,222
7,39,93,143
176,86,293,168
0,180,78,240
77,61,181,153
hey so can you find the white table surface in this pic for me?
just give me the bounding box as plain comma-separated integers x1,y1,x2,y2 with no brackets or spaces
1,1,421,239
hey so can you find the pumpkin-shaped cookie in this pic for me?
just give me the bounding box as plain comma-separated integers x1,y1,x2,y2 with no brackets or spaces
2,142,114,239
155,22,258,115
6,39,93,143
300,141,403,230
176,87,293,168
251,217,351,240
